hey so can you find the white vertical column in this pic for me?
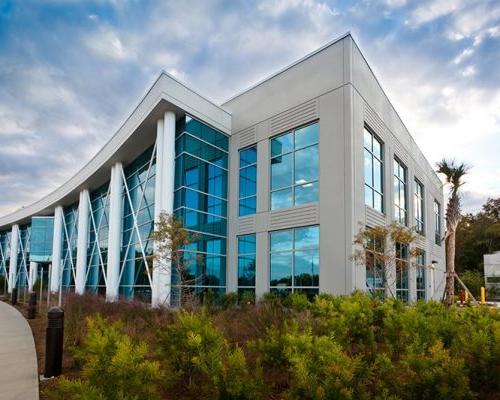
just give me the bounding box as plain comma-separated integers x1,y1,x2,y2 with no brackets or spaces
29,261,38,292
50,206,64,292
75,189,90,295
408,263,417,303
106,162,124,302
152,111,176,307
8,224,19,293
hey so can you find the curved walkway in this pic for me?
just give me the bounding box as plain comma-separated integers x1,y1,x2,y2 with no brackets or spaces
0,301,39,400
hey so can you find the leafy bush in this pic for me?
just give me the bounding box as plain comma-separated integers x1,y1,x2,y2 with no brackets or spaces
157,310,265,399
46,315,162,400
283,292,311,311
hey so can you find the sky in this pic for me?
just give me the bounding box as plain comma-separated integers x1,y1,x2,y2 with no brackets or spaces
0,0,499,216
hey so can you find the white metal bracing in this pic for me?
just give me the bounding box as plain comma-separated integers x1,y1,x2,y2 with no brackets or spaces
86,185,111,288
118,142,158,291
61,207,79,287
15,226,31,288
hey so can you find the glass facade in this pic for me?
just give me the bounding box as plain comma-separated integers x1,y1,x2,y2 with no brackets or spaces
365,229,385,299
30,217,54,262
416,249,426,300
174,115,229,300
414,179,425,234
16,224,31,288
120,145,156,300
237,234,256,297
270,122,319,210
364,126,384,212
239,146,257,216
61,204,78,288
87,183,110,294
269,226,319,297
395,242,409,302
0,231,10,281
393,158,407,225
434,200,442,245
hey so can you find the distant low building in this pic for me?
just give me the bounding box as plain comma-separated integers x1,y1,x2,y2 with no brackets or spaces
484,252,500,300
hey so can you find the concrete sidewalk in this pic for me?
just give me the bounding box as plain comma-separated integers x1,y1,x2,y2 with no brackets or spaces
0,301,39,400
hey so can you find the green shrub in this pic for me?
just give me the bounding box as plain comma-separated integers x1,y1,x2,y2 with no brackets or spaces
283,292,311,311
239,290,256,306
283,329,358,400
220,292,238,309
46,315,162,400
157,310,265,399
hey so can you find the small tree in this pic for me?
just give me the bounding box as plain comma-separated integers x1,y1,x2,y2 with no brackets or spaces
150,212,201,307
352,223,419,301
436,159,470,306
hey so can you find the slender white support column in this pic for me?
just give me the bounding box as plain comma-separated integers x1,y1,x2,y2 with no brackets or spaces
75,189,90,295
106,162,124,302
152,111,176,307
8,224,19,293
29,261,38,292
50,206,64,292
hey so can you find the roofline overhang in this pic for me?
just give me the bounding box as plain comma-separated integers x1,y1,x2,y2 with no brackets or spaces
0,72,231,230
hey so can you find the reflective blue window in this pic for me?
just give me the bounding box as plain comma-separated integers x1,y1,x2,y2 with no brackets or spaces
239,146,257,216
174,115,228,302
416,249,426,300
396,242,409,303
16,224,31,288
365,230,385,299
120,145,156,301
30,217,54,262
394,158,408,225
87,183,110,294
364,126,384,213
415,179,425,234
270,226,319,295
0,231,10,280
270,122,319,210
238,235,256,291
62,204,78,288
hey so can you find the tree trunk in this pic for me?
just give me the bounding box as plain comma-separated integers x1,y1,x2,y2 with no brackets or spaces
445,229,456,306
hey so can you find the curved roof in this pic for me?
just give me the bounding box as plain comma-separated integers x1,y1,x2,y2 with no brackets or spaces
0,72,231,230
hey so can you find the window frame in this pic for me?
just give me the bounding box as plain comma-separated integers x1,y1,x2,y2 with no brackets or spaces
414,178,425,235
393,157,408,226
416,249,426,300
269,225,320,295
237,234,256,294
365,227,385,299
238,145,257,217
434,199,442,246
363,124,384,213
269,122,319,210
395,242,409,302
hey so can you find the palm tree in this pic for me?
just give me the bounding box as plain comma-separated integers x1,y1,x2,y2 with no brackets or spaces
436,159,470,305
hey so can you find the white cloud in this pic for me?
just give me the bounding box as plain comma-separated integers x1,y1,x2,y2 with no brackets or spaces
461,65,476,77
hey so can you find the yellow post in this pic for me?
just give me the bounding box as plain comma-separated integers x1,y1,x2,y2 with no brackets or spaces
465,291,469,302
480,287,486,304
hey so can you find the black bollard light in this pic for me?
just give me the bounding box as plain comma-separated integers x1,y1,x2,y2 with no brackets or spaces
44,307,64,378
11,287,18,306
27,292,37,319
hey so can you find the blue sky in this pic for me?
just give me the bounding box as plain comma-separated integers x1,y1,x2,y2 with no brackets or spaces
0,0,499,215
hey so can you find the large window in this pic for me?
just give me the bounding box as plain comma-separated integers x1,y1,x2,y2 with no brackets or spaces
121,146,156,300
61,205,78,289
239,147,257,216
174,115,229,303
395,242,409,302
434,200,442,245
270,226,319,297
366,229,385,299
238,234,256,297
30,217,54,263
364,126,384,212
416,249,426,300
414,179,425,234
270,123,319,210
394,158,407,225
